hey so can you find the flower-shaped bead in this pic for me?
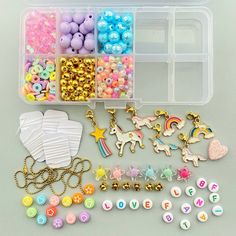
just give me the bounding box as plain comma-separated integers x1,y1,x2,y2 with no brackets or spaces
110,166,125,181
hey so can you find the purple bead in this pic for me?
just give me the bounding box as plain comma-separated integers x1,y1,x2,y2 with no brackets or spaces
52,217,64,229
78,211,90,223
84,38,95,51
84,19,94,32
70,22,79,34
73,32,84,41
79,23,89,35
79,47,90,54
60,35,71,49
85,12,94,20
71,38,83,50
60,22,71,34
73,13,85,24
62,13,73,23
66,33,73,40
65,47,77,54
85,33,94,39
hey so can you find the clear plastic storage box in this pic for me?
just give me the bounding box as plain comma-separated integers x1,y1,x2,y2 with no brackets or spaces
19,0,213,108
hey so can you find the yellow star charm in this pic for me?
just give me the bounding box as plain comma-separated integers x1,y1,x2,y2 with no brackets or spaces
90,126,106,142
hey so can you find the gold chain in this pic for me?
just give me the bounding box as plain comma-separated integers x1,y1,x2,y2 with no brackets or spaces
107,109,117,127
14,156,92,196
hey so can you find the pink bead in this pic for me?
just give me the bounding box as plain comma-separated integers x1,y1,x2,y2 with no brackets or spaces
118,78,125,85
105,87,113,95
103,56,109,62
112,93,119,98
66,213,77,225
49,195,60,206
112,74,118,80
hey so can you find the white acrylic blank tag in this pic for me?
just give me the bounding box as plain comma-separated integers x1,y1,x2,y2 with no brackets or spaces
42,110,68,134
19,111,43,132
57,120,83,157
43,133,71,168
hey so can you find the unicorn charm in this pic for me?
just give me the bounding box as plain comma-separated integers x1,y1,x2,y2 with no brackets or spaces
110,124,145,157
150,138,178,156
181,147,207,167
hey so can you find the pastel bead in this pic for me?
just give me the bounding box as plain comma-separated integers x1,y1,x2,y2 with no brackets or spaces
84,197,95,209
212,205,223,216
36,194,47,206
162,212,174,223
52,217,64,229
197,211,208,222
73,13,85,24
194,197,205,208
73,32,84,40
129,199,139,210
97,20,108,32
26,207,37,218
84,38,95,51
78,211,90,223
103,9,114,22
102,200,113,211
161,200,172,211
62,196,72,207
71,38,83,50
49,195,60,206
170,186,182,198
209,193,220,203
143,199,153,210
70,22,79,34
116,199,126,210
180,219,191,230
36,214,47,225
66,213,77,224
62,13,73,23
72,192,84,204
22,195,33,207
185,186,196,197
60,22,71,34
98,33,108,43
181,203,192,214
208,182,219,193
196,177,208,189
84,19,94,31
46,206,57,217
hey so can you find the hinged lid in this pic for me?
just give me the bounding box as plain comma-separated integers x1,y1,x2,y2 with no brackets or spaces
25,0,209,6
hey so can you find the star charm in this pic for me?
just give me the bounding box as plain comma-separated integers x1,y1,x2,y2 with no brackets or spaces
90,126,106,142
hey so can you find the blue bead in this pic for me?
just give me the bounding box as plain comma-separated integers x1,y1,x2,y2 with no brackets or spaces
98,32,108,44
111,43,123,54
122,30,133,44
123,48,132,54
108,23,115,31
36,214,47,225
119,42,127,52
36,194,47,205
104,42,113,54
97,20,108,33
108,31,120,43
115,22,126,34
103,9,114,22
113,13,121,22
121,13,133,26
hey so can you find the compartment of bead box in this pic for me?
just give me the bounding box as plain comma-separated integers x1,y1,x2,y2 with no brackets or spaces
19,6,212,107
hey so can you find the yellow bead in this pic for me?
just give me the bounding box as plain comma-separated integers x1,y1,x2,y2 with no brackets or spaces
25,73,32,82
90,93,96,98
22,196,33,207
37,96,47,101
71,57,79,65
83,91,88,97
26,93,35,101
61,196,72,207
90,81,95,88
78,95,85,101
68,80,73,86
50,71,56,81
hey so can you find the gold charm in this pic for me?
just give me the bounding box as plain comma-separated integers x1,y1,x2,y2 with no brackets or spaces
86,110,112,158
108,109,145,157
111,181,120,191
187,112,214,144
154,182,164,191
99,182,108,191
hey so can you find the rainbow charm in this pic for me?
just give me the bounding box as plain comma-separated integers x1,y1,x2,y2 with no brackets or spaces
163,116,185,136
188,125,214,144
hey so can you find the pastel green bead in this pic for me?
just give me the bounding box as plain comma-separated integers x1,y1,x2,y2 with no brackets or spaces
26,207,37,218
84,197,95,209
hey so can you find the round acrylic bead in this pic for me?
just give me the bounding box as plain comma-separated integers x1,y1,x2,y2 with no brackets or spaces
170,186,182,198
181,203,192,214
84,38,95,51
71,38,83,50
209,193,220,203
36,214,47,225
52,217,64,229
78,211,91,223
122,31,133,44
62,196,72,207
143,199,153,210
73,13,85,24
196,177,208,189
26,207,37,218
97,20,108,33
84,197,95,209
60,22,71,34
197,211,208,223
208,182,219,193
22,195,33,207
36,194,47,206
49,195,60,206
103,9,114,22
108,31,120,43
84,19,94,31
179,219,191,230
70,22,79,34
46,206,57,217
212,205,223,216
161,200,172,211
116,199,126,210
73,32,84,40
162,212,174,223
122,13,133,26
79,23,89,35
62,13,73,23
185,186,196,197
129,199,139,210
102,200,113,211
66,213,77,224
194,197,205,208
98,33,108,43
72,192,84,204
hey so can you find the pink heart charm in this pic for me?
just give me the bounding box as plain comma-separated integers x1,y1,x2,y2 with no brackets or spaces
208,139,228,160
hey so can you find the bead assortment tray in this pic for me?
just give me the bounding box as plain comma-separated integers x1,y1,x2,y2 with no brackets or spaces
19,2,213,108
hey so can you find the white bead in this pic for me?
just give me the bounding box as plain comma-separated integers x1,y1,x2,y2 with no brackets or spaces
194,197,205,208
142,199,153,210
209,193,220,203
185,186,196,197
116,199,126,210
129,199,139,210
197,211,208,222
170,186,182,198
208,182,219,193
102,200,113,211
179,219,191,230
212,205,223,216
161,200,172,211
162,212,174,223
181,203,192,214
196,177,207,189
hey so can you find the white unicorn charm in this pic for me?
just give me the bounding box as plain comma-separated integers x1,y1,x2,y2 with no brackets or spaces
126,105,157,129
110,124,145,157
181,147,207,167
151,138,178,156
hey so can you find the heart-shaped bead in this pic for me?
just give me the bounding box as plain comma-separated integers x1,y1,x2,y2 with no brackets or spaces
208,139,228,160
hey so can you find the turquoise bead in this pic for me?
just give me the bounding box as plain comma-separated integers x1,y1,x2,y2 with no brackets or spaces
36,194,47,205
122,13,133,26
36,214,47,225
103,9,114,22
97,20,108,33
122,31,133,44
98,32,108,44
111,43,123,54
108,31,120,43
103,42,113,54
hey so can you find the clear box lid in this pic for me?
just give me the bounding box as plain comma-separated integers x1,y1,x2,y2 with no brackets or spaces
25,0,209,6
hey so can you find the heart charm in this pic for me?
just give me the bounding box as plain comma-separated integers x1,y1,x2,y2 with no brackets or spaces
208,139,228,160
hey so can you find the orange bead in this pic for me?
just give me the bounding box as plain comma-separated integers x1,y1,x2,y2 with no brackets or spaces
83,183,95,195
112,81,118,87
72,192,84,204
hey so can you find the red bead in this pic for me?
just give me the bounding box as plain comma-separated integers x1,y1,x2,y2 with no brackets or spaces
46,206,57,217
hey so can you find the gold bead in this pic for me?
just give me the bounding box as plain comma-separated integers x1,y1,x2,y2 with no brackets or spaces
78,95,85,101
79,77,85,83
78,58,83,64
60,57,67,65
60,86,67,92
145,183,153,191
67,85,74,93
89,93,96,98
72,57,79,65
74,90,80,96
68,80,73,86
62,72,71,80
66,61,73,68
60,79,67,86
90,81,95,88
122,182,131,190
71,68,78,75
154,182,164,191
84,58,91,65
82,91,88,98
61,66,68,73
112,181,119,191
99,182,108,191
78,70,84,76
76,86,83,93
83,84,90,91
72,80,79,87
61,91,69,100
133,183,141,192
86,74,92,81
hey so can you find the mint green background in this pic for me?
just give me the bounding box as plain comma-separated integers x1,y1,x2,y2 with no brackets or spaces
0,0,235,235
